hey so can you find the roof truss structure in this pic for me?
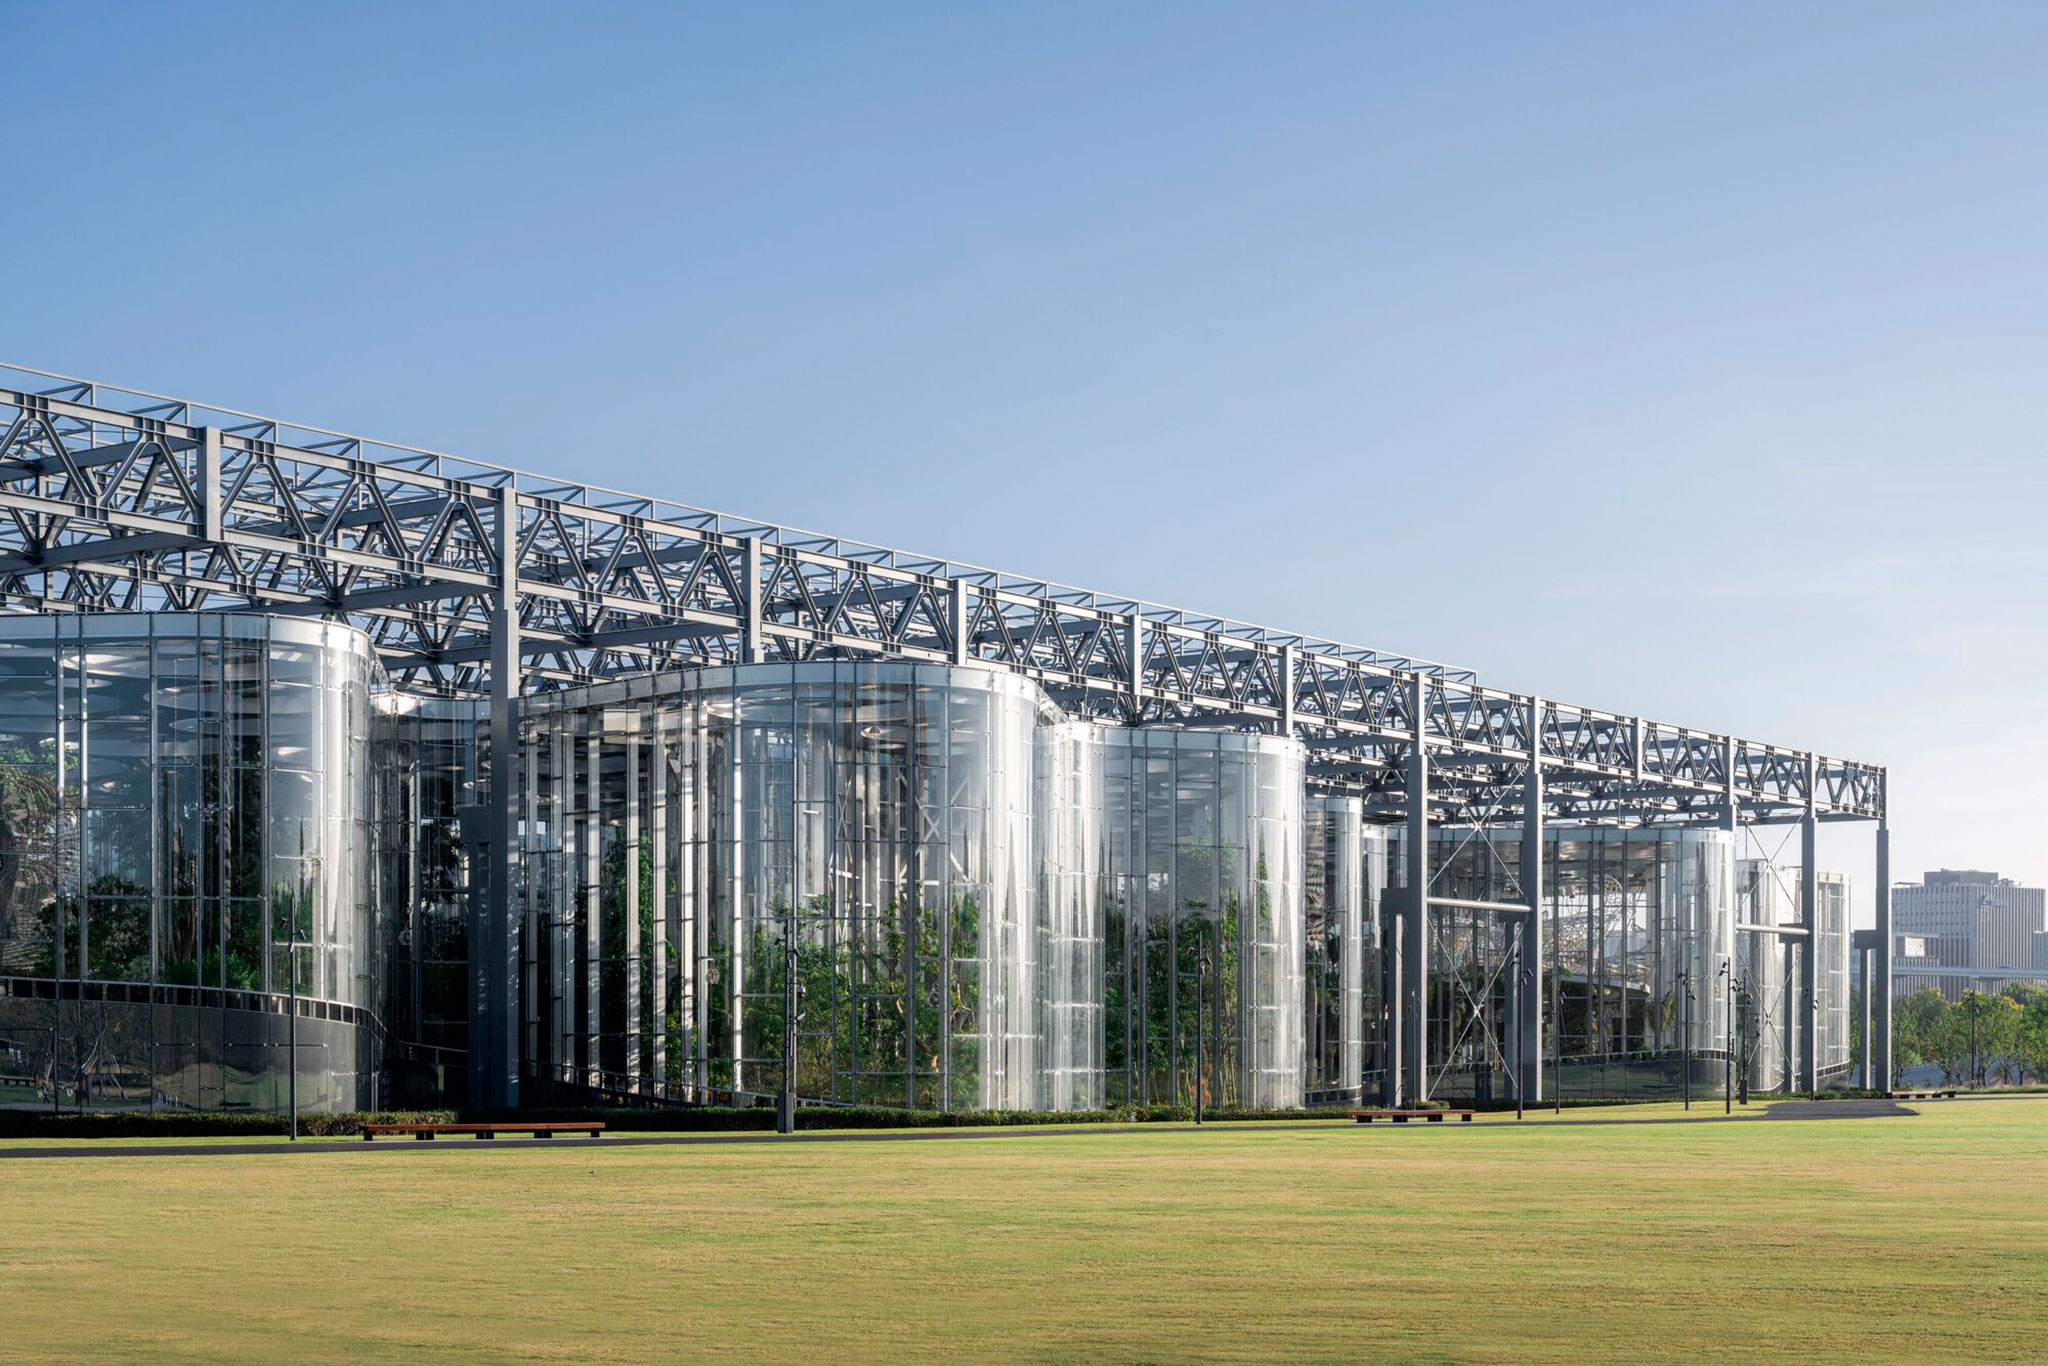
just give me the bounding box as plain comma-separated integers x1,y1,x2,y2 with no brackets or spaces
0,363,1883,827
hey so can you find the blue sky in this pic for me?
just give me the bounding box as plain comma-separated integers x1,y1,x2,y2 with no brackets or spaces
9,3,2047,910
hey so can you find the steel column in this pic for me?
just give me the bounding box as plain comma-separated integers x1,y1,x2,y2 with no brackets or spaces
1799,789,1820,1094
1127,611,1146,719
951,580,972,665
1875,816,1893,1090
584,721,601,1086
1517,733,1544,1104
1401,679,1430,1106
198,427,223,543
742,538,766,664
650,713,668,1092
479,484,521,1109
624,731,642,1091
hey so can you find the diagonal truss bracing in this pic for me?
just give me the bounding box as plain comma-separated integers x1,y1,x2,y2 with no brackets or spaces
0,363,1883,825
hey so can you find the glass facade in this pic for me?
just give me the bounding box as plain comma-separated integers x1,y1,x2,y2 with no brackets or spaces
1305,797,1386,1102
0,609,1865,1116
0,614,379,1113
522,662,1049,1111
372,696,488,1105
1418,828,1734,1102
1035,720,1107,1111
1735,860,1854,1093
1100,728,1306,1110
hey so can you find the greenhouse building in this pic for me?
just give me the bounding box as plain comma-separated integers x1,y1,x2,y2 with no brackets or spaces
0,365,1894,1115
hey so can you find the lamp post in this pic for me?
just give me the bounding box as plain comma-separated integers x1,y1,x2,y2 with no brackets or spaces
1679,968,1692,1111
1193,931,1206,1127
1720,959,1733,1116
288,832,306,1143
1511,938,1527,1122
781,800,822,1136
779,931,797,1135
1968,992,1980,1092
1736,978,1751,1106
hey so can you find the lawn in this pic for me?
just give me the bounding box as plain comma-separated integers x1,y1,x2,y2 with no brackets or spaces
1,1098,2042,1361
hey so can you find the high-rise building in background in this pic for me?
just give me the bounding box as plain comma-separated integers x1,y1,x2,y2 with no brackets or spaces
1892,871,2047,1001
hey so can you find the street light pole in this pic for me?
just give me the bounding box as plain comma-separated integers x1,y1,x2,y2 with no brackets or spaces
1721,960,1732,1116
1511,939,1526,1122
1681,969,1692,1112
1193,933,1205,1127
779,933,797,1135
289,834,303,1143
1968,993,1980,1092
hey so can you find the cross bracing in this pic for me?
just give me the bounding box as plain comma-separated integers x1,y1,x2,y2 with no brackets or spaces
0,362,1883,826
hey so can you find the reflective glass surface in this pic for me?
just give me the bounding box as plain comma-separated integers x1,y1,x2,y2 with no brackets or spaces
0,614,379,1114
1417,828,1736,1102
524,663,1048,1111
1099,729,1306,1110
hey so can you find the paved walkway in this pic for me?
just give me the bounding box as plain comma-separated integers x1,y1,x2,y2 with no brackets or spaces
0,1097,1918,1160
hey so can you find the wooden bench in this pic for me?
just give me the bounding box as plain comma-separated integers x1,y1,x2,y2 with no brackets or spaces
1350,1109,1476,1124
360,1121,606,1142
1889,1090,1958,1101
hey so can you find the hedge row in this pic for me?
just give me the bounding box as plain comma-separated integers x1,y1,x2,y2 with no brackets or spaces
466,1103,1370,1132
0,1109,458,1139
7,1092,1769,1140
0,1103,1383,1139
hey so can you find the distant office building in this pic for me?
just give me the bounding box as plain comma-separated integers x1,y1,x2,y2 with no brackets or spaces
1892,871,2046,1001
2035,931,2048,973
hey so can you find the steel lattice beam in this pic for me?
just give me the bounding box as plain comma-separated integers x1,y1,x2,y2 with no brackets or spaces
0,364,1884,823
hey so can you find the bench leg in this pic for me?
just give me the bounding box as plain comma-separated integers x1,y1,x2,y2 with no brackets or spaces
362,1132,373,1142
1392,1115,1407,1123
478,1132,496,1140
534,1131,555,1139
1459,1114,1472,1122
415,1132,433,1141
1427,1114,1442,1122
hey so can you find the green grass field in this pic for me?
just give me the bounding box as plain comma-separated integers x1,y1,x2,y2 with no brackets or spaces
2,1098,2042,1361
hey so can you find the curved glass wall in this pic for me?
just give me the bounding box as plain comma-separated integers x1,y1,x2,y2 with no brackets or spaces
1035,720,1107,1111
523,662,1048,1111
1420,827,1733,1102
1101,728,1305,1110
1305,797,1385,1102
0,613,378,1113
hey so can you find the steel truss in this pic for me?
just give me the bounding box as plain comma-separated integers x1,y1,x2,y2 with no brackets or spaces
0,364,1879,824
0,362,1895,1105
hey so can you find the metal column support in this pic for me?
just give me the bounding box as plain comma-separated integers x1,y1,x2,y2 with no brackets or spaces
1723,736,1740,1100
1401,678,1430,1106
521,716,540,1073
951,580,972,665
1851,932,1876,1089
585,723,602,1086
1875,814,1893,1091
1517,719,1544,1105
624,732,642,1092
742,538,766,664
479,483,521,1109
1127,612,1146,719
198,427,223,543
650,714,668,1092
1799,767,1820,1094
1279,644,1296,737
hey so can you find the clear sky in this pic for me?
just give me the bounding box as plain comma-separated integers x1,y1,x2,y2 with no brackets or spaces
9,3,2046,915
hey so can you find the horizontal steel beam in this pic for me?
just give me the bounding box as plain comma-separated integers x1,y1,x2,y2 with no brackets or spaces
1427,897,1535,916
0,369,1887,824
